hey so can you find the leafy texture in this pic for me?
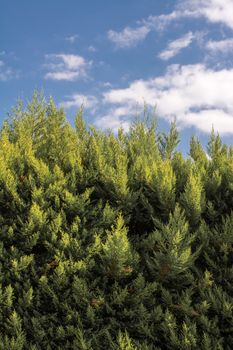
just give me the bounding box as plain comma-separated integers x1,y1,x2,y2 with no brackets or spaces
0,94,232,349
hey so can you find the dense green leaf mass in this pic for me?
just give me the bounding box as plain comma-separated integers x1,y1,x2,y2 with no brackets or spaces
0,93,233,349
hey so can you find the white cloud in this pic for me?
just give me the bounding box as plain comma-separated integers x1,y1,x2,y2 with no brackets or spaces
206,38,233,53
107,11,185,49
182,109,233,133
102,82,112,88
0,60,18,81
88,45,97,52
44,54,92,81
140,10,192,32
65,34,79,43
103,64,233,135
106,0,233,51
139,0,233,36
95,113,131,133
107,25,150,48
158,32,194,60
178,0,233,30
95,103,139,133
60,93,98,111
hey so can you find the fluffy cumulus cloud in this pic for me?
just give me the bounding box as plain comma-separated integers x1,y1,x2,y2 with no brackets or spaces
43,1,233,135
95,112,131,133
60,93,98,111
146,0,233,31
178,0,233,30
107,26,150,48
103,64,233,134
142,0,233,32
158,32,195,60
44,54,92,81
94,103,139,132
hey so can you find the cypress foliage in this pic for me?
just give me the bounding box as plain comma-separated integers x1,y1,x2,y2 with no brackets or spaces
0,94,233,349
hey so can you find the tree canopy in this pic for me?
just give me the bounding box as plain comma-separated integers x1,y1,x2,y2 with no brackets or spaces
0,93,232,349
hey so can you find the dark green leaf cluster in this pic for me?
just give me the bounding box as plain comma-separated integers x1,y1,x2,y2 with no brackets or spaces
0,93,232,349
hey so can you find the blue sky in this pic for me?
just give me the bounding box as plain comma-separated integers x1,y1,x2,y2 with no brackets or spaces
2,0,233,154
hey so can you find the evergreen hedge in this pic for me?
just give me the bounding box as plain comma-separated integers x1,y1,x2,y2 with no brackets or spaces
0,93,232,349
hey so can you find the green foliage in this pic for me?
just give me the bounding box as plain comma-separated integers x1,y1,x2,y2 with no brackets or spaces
116,331,138,350
101,214,138,279
158,120,180,160
180,169,205,225
0,93,232,349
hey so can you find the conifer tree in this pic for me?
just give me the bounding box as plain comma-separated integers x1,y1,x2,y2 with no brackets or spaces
158,120,180,160
0,93,232,349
